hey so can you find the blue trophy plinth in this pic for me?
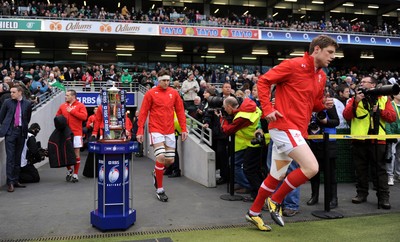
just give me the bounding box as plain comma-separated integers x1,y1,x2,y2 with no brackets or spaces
89,141,138,231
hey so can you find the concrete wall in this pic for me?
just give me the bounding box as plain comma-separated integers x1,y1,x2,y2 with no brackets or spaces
0,92,65,186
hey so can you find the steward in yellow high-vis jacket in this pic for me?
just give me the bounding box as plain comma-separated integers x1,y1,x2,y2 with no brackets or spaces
220,96,264,200
343,76,396,209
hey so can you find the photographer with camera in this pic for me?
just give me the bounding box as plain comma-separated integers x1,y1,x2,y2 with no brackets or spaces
218,96,264,202
306,107,340,209
343,76,397,209
203,84,234,185
19,123,46,183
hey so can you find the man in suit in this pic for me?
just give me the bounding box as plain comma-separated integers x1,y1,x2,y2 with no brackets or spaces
0,85,32,192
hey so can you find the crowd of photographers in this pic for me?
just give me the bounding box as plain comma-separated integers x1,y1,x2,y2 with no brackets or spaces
0,1,398,36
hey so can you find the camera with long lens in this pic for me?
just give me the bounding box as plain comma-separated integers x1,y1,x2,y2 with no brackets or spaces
207,96,224,111
308,111,326,133
359,84,400,97
251,132,265,145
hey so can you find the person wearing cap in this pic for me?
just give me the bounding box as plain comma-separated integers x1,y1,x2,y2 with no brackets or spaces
181,71,200,114
136,69,188,202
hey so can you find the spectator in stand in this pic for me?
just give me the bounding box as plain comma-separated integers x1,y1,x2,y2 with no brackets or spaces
5,57,16,71
121,69,133,87
344,76,356,97
1,69,8,81
0,81,11,108
181,71,200,114
64,68,75,82
82,71,93,89
74,67,83,81
30,75,49,95
91,5,99,18
98,6,107,19
15,67,25,81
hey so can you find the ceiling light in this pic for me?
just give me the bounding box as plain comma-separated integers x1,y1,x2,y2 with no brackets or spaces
207,48,225,54
343,2,354,7
15,44,35,48
300,15,305,19
300,8,312,11
368,5,379,9
275,6,287,9
360,52,374,59
161,54,177,58
252,47,268,55
330,10,341,13
290,50,305,56
214,2,227,5
116,53,132,56
165,47,183,52
278,58,286,61
116,46,135,51
354,12,364,15
243,4,255,7
273,12,278,17
201,55,216,59
382,14,391,17
22,50,40,54
83,1,86,6
252,50,269,55
242,56,257,60
214,9,219,14
350,18,358,22
69,44,88,50
71,52,87,55
335,51,344,58
243,10,249,15
312,1,324,4
284,0,297,2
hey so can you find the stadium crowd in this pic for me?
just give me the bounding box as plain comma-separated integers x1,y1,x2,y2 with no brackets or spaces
0,1,398,36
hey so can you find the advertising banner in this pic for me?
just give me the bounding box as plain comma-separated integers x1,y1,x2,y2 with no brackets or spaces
76,92,135,107
0,19,41,31
260,30,400,47
159,25,259,40
42,20,158,35
349,34,400,47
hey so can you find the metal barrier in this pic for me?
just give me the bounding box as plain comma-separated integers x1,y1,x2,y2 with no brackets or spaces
185,113,213,146
32,88,63,111
63,81,139,92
